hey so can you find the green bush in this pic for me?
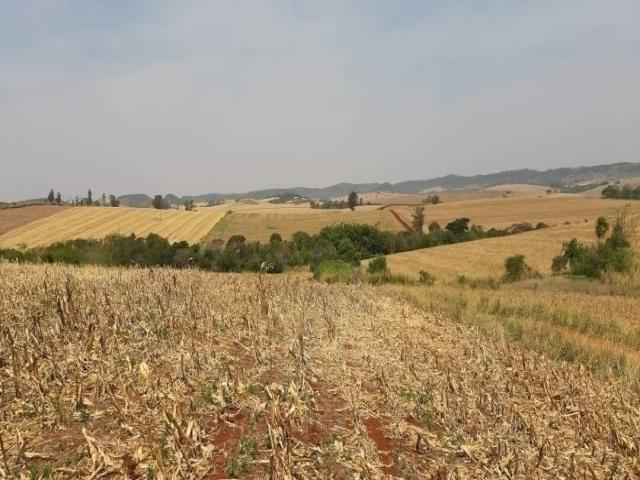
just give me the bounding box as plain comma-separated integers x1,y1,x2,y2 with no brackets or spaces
367,255,388,274
313,260,359,283
552,214,634,278
504,254,537,282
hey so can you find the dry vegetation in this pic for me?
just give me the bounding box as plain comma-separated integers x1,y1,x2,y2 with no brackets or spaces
392,195,639,231
206,207,405,243
382,199,640,281
356,184,551,205
2,262,640,479
0,205,69,237
0,206,228,248
390,278,640,382
383,221,599,280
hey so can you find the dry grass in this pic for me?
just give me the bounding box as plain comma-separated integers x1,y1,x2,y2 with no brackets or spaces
2,261,640,478
392,195,639,230
207,206,404,242
383,222,601,280
0,206,229,248
391,278,640,385
0,205,69,236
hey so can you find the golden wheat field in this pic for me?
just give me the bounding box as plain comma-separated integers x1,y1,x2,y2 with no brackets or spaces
0,206,229,248
2,261,640,479
206,206,405,243
0,205,69,236
355,184,551,205
392,195,639,231
381,222,601,281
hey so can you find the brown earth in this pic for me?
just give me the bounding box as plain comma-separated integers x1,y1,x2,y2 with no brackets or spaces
0,204,68,237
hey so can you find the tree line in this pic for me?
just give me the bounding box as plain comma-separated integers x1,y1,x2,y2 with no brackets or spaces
46,189,120,207
601,184,640,200
0,217,547,274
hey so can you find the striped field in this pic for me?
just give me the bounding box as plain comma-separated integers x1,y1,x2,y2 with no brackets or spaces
0,206,228,248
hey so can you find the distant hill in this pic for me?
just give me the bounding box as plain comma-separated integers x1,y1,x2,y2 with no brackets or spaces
117,162,640,206
117,193,153,208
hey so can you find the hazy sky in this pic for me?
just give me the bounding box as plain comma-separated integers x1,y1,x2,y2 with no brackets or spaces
1,1,639,201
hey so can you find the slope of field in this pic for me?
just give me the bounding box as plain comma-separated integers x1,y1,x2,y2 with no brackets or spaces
206,205,404,242
0,205,228,248
0,204,69,236
2,262,639,478
383,221,611,281
393,195,638,230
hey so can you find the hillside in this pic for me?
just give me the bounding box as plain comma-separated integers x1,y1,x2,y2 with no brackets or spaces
0,205,228,248
116,162,640,205
2,262,640,478
0,205,69,236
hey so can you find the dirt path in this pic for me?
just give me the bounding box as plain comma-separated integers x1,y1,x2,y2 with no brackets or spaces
389,208,413,232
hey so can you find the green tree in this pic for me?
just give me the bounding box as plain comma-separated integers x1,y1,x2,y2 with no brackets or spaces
109,195,120,207
269,233,283,244
47,189,55,204
152,195,165,209
101,193,107,206
55,192,62,205
428,221,441,233
595,216,609,240
184,199,195,211
347,191,358,211
411,206,425,233
504,254,534,282
445,218,470,235
87,189,93,205
424,193,440,204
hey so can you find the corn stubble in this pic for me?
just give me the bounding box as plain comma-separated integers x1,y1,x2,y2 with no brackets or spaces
1,261,639,478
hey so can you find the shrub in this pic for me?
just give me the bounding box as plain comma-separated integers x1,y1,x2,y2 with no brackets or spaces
595,216,609,240
313,260,359,283
551,214,634,278
504,254,537,282
418,270,435,285
367,255,388,274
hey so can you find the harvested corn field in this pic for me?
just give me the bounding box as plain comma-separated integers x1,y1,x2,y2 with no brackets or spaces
1,262,640,478
0,206,228,248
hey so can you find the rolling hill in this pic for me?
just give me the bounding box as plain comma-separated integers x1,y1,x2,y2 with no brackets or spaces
117,162,640,206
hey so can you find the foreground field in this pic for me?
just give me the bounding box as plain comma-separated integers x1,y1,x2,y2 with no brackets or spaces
391,278,640,383
2,262,640,478
0,206,228,248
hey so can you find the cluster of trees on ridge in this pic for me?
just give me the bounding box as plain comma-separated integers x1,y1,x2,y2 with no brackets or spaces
601,184,640,200
0,215,547,274
310,191,362,210
46,189,120,207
